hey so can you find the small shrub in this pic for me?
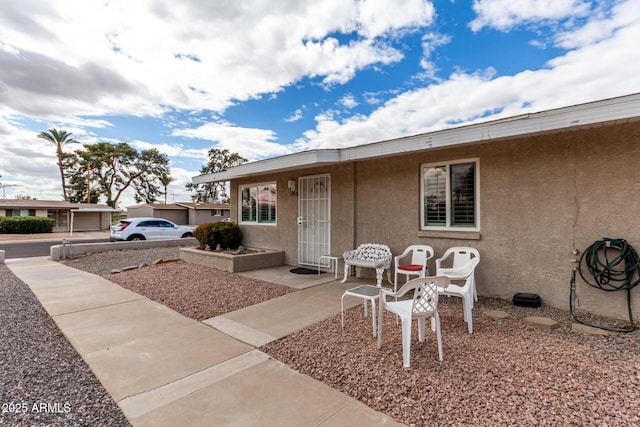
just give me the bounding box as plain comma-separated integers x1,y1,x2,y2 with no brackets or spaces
193,221,242,250
194,222,215,250
214,221,242,249
0,216,55,234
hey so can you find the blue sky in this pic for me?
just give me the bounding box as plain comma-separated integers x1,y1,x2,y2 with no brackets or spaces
0,0,639,207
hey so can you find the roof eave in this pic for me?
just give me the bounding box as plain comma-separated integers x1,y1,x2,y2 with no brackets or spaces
192,93,640,184
193,149,340,184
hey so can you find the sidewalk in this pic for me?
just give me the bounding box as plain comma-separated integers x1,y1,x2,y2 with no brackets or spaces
0,230,110,243
6,257,404,426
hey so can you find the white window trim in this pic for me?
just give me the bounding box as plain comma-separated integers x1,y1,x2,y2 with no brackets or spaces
238,181,277,226
420,158,480,232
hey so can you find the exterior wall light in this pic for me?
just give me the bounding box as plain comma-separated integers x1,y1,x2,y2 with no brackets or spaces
288,180,297,196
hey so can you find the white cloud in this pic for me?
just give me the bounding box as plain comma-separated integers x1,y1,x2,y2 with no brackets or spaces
419,32,452,79
0,0,437,198
338,94,359,109
172,121,292,161
0,119,72,200
555,0,640,49
299,7,640,149
357,0,436,38
469,0,592,32
1,0,638,203
128,140,209,161
0,0,436,120
285,109,304,122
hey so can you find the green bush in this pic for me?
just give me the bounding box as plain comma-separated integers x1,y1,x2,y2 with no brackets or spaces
214,221,242,249
193,221,242,250
194,222,215,249
0,216,55,234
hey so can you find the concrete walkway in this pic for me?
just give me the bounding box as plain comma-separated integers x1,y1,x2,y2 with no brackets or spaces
6,257,404,426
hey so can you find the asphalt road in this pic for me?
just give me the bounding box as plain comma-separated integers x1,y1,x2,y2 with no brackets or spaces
0,239,108,259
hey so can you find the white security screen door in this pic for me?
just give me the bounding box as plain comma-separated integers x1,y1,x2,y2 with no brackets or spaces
297,174,331,266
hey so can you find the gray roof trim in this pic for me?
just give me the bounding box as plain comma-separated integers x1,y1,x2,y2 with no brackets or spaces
193,150,340,184
193,93,640,184
0,200,119,211
72,207,121,213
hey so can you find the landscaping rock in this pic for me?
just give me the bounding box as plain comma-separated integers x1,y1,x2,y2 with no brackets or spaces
524,316,559,329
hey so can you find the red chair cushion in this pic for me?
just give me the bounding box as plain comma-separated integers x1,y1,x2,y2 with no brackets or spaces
398,264,424,271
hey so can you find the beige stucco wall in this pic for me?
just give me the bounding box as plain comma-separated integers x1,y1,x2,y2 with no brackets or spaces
229,122,640,320
230,163,356,267
190,210,229,225
128,206,188,225
155,209,188,225
127,205,154,218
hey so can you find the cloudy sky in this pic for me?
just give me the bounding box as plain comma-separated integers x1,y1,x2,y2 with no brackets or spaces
0,0,639,207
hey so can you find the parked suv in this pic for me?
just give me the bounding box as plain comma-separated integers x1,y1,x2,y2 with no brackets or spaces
110,218,195,241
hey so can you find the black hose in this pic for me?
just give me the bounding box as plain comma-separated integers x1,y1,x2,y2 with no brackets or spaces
570,237,640,333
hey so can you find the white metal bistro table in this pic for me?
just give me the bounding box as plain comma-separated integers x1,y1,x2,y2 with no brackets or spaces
319,254,342,279
341,284,381,337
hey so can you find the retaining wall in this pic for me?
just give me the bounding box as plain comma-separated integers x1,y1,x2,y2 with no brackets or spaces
50,238,197,261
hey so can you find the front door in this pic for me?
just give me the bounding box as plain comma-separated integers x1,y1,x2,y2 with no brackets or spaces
297,174,331,267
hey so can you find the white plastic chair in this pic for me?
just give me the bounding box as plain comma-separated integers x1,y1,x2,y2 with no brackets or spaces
394,245,434,292
437,257,479,334
377,276,449,368
435,247,480,303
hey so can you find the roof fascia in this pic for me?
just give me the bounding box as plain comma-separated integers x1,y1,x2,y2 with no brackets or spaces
340,93,640,162
193,93,640,184
193,150,340,184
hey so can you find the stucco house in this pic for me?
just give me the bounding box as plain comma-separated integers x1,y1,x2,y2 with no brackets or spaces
193,93,640,321
126,202,230,226
0,200,119,232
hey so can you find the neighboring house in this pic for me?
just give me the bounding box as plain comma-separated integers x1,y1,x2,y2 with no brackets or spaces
126,202,230,226
0,200,119,232
193,93,640,320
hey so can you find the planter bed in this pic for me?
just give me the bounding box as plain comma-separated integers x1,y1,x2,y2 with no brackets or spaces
179,247,285,273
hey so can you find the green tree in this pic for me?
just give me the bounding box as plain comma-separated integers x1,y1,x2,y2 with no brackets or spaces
37,128,78,201
187,148,247,203
64,142,170,208
159,174,174,204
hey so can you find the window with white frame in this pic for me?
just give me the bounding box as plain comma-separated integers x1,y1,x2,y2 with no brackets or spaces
421,159,479,230
240,183,277,224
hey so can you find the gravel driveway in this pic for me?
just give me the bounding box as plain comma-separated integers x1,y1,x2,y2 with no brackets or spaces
5,247,640,426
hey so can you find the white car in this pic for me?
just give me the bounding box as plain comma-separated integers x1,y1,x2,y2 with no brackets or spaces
110,218,195,241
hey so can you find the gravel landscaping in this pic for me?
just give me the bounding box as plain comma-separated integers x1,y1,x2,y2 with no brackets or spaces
103,261,295,320
60,247,295,320
264,298,640,426
63,247,640,426
6,246,640,426
0,264,131,427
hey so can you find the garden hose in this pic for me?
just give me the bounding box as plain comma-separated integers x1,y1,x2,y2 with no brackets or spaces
570,237,640,333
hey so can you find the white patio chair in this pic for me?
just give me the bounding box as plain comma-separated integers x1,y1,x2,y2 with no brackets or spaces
377,276,449,368
437,257,479,334
393,245,434,292
435,247,480,303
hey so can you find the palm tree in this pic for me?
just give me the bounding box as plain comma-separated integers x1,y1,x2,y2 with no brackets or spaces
38,128,77,201
159,174,174,204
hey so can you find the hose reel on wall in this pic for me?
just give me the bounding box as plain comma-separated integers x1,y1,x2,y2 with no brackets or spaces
570,237,640,332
